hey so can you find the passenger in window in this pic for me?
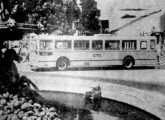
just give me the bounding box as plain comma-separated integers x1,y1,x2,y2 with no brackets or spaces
95,44,102,50
57,42,63,49
108,43,112,49
114,43,119,50
111,43,116,50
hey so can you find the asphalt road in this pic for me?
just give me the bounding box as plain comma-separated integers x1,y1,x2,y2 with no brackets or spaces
17,63,165,119
17,63,165,95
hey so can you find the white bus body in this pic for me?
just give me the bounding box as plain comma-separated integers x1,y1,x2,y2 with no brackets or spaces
30,35,157,70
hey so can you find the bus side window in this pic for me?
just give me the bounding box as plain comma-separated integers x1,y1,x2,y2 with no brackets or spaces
92,40,103,50
105,40,120,50
74,40,89,50
150,40,155,49
122,40,136,50
140,41,147,50
55,41,72,50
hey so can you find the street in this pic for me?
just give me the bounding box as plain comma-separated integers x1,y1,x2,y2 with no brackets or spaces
17,63,165,119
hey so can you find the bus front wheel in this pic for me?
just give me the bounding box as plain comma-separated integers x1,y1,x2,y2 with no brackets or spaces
123,57,134,69
57,59,68,70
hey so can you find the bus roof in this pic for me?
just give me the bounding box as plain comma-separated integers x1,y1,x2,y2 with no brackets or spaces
37,34,156,41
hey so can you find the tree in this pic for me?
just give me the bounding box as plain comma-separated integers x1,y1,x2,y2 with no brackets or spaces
65,0,80,27
0,0,42,22
79,0,100,35
0,0,80,35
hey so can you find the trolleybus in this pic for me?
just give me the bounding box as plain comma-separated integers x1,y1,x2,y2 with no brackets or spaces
29,34,157,70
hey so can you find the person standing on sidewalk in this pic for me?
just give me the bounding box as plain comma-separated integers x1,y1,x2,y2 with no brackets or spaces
23,46,30,63
156,43,161,64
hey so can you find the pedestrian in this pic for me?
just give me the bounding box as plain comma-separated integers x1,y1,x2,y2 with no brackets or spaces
156,43,161,64
23,47,30,63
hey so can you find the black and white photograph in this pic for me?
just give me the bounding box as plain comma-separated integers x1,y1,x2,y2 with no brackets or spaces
0,0,165,120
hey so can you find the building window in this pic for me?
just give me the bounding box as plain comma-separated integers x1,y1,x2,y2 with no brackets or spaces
92,40,103,50
74,40,89,50
105,40,120,50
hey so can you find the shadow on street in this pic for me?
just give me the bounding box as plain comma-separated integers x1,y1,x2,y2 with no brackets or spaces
31,66,155,72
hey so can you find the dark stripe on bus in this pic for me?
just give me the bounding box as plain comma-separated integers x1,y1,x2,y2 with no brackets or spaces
38,59,156,62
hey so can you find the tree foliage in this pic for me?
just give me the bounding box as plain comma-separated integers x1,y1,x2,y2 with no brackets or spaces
0,0,100,35
79,0,100,35
0,0,81,35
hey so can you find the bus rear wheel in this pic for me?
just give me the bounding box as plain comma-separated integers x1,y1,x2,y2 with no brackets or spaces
123,57,134,69
57,59,68,70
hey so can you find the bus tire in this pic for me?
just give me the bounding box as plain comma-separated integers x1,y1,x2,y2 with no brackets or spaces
56,58,69,71
123,57,134,69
